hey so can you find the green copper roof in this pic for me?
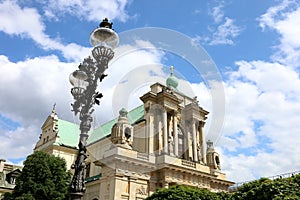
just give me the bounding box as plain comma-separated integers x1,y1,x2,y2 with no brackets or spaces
55,105,144,148
56,119,80,148
87,105,144,145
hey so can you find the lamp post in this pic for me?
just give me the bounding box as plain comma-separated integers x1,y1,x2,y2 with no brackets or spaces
69,18,119,200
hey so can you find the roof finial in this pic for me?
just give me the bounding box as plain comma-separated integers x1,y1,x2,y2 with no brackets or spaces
52,103,56,112
50,103,58,119
99,18,113,29
170,66,174,76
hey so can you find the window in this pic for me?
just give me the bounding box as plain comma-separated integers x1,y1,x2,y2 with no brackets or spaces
85,163,91,178
215,155,220,165
125,127,131,139
178,126,184,158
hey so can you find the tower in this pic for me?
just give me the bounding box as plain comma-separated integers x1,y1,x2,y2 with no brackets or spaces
111,108,133,149
206,140,221,170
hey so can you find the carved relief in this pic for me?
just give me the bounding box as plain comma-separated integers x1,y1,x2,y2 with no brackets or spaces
136,185,147,196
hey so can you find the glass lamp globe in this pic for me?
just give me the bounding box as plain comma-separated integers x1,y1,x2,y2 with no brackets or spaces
90,18,119,49
69,70,88,89
90,27,119,49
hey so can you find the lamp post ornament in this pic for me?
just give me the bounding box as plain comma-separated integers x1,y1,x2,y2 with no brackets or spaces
69,18,119,199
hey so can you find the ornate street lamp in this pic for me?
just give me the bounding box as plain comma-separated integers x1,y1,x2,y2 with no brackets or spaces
69,18,119,200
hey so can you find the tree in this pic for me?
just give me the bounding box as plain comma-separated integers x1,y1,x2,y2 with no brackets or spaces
231,175,300,200
146,185,219,200
6,151,71,200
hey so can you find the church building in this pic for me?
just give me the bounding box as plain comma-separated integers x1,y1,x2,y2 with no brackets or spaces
34,69,234,199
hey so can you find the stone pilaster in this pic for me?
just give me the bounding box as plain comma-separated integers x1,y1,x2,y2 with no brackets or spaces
200,121,206,163
192,120,198,162
129,177,137,200
163,109,168,154
173,113,178,156
147,113,154,154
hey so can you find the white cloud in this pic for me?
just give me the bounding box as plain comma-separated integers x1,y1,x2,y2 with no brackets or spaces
0,0,44,40
94,40,166,120
209,2,224,23
0,55,75,125
0,0,90,61
0,125,38,159
209,17,241,45
194,2,242,46
214,2,300,182
0,54,75,160
259,0,300,67
218,60,300,182
42,0,130,22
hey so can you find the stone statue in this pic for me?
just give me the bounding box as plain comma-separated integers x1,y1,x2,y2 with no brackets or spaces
168,135,174,156
197,142,202,163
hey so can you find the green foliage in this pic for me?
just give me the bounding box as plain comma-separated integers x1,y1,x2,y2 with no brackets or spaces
146,174,300,200
231,174,300,200
2,192,13,200
146,185,219,200
216,191,232,200
8,151,71,200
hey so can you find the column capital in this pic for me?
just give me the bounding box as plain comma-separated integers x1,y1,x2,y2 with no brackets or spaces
199,120,206,127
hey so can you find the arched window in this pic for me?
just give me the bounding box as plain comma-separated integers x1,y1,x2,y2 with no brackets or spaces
215,155,220,165
125,127,131,139
178,126,184,158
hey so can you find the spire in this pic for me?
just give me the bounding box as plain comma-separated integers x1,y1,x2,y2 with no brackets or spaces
166,66,178,89
50,103,58,120
52,103,56,113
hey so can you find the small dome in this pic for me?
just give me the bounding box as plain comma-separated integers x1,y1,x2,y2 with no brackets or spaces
166,75,178,89
166,66,178,89
119,108,128,117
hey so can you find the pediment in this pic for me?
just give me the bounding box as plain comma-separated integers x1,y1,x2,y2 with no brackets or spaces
41,115,57,130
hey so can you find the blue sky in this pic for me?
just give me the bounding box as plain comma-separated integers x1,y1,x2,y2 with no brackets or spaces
0,0,300,183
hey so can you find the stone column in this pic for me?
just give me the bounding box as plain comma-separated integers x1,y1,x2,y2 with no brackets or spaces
173,113,178,156
157,116,163,154
147,113,154,154
163,109,168,154
200,121,206,163
187,130,193,160
192,120,198,162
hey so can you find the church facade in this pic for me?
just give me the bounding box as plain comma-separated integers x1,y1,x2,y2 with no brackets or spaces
35,71,234,199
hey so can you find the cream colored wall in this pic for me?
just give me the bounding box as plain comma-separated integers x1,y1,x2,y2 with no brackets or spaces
52,148,77,170
84,181,101,200
132,122,146,153
86,138,113,177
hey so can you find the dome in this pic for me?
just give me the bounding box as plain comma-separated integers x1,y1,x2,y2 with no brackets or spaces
166,75,178,89
166,66,178,89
